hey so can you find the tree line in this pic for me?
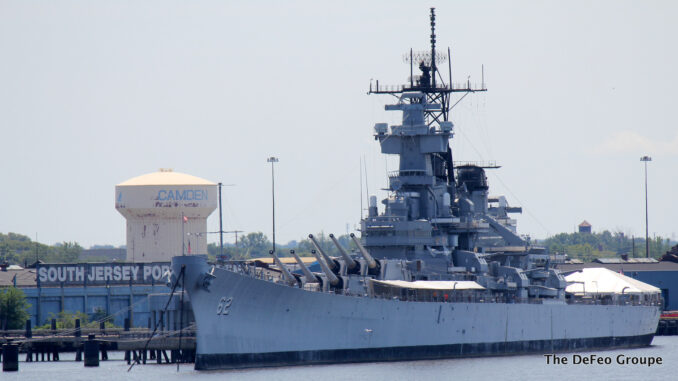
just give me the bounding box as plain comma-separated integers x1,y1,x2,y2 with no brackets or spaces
207,231,358,260
538,230,675,262
0,233,82,266
2,229,675,266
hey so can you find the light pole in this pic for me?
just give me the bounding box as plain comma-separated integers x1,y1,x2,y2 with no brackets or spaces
218,183,223,257
640,155,652,258
267,157,279,254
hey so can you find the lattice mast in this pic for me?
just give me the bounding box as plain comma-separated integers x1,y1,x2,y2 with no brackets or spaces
368,7,487,128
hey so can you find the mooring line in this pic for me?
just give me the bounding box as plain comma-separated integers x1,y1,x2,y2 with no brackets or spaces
177,264,185,372
127,265,184,372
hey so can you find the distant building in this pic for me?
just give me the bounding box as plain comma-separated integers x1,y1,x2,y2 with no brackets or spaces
80,248,126,261
578,220,592,234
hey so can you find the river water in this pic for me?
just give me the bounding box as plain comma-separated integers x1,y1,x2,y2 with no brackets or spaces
3,336,676,381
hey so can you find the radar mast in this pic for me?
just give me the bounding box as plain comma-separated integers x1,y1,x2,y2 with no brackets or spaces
368,7,487,128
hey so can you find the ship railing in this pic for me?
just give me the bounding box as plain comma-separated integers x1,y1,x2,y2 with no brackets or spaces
565,294,661,307
369,82,488,93
366,216,402,223
453,161,498,168
367,290,662,307
388,169,427,178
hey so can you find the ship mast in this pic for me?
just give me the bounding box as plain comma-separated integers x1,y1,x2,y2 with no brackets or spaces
368,7,487,128
364,8,492,256
368,7,487,188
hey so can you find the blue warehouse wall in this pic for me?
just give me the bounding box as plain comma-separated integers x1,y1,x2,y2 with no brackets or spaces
629,271,678,310
21,284,171,327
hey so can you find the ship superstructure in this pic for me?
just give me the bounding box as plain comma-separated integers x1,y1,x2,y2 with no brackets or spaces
171,8,661,370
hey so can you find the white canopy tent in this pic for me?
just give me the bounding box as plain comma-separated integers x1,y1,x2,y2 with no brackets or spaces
370,280,485,291
564,267,661,296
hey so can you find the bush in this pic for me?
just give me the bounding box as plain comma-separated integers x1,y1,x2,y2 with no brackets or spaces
37,310,117,329
0,287,30,330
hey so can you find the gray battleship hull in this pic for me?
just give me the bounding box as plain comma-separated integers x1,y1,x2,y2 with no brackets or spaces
173,256,660,370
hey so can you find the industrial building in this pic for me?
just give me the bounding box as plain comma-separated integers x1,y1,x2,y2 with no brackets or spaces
0,169,216,327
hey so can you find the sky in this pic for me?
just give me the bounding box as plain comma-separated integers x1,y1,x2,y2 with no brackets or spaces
1,0,677,248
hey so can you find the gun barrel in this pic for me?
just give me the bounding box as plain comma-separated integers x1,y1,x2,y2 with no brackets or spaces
311,249,339,286
289,250,317,283
350,233,377,269
308,234,338,271
269,250,297,286
329,234,357,269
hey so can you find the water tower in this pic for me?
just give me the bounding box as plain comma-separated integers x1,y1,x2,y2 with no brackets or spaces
115,169,217,262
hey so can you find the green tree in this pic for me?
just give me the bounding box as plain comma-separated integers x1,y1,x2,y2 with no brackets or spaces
542,230,675,260
0,287,30,330
0,233,85,265
239,232,271,257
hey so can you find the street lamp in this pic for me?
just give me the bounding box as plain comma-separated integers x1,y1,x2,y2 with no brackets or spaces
267,156,279,254
640,155,652,258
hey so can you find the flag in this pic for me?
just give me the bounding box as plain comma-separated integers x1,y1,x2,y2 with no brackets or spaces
183,215,188,223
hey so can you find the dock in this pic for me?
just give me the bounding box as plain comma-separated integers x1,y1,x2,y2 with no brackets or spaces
656,311,678,336
0,318,195,367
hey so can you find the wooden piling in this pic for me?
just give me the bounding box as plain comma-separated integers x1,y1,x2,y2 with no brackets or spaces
25,320,32,339
75,319,81,338
84,335,99,367
100,344,108,361
2,344,19,372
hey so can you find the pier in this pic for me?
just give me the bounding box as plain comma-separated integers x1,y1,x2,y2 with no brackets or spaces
656,311,678,336
1,318,195,370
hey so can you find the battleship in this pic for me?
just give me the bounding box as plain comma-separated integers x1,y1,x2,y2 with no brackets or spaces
171,9,661,370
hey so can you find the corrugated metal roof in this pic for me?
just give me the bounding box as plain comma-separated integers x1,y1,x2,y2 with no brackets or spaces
117,170,215,186
557,260,678,272
595,258,625,264
626,258,658,263
0,269,37,287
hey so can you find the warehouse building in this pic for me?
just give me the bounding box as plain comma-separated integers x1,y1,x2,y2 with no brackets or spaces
0,169,216,327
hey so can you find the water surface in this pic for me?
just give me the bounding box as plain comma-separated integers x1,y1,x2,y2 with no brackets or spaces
3,336,676,380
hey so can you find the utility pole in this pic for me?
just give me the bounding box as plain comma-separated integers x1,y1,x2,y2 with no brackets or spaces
267,157,279,254
640,156,652,258
218,183,224,257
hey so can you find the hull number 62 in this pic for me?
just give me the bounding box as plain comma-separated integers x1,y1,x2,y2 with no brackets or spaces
216,297,233,315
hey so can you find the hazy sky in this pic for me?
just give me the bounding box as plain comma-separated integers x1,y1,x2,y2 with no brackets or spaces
1,1,676,248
